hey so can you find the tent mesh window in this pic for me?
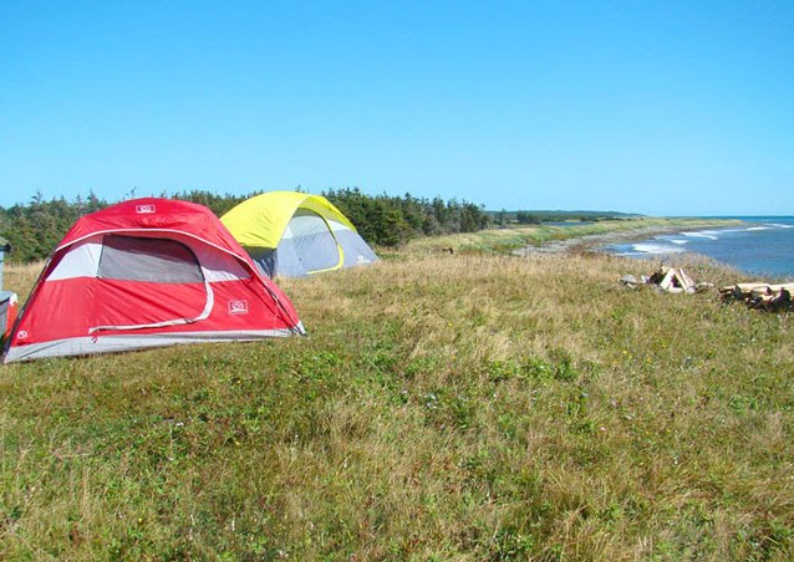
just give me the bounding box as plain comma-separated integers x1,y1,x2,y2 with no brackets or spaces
98,235,204,283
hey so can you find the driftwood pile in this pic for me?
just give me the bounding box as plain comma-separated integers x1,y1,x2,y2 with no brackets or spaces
620,265,793,312
621,266,712,294
719,283,794,311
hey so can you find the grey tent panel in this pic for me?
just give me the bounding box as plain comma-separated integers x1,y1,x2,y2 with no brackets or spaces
288,210,340,271
284,233,338,272
239,208,379,279
98,235,204,283
274,210,342,277
272,242,303,277
337,230,379,268
246,247,278,278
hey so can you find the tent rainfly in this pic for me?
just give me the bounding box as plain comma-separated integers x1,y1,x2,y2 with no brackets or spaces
2,198,305,363
221,192,378,278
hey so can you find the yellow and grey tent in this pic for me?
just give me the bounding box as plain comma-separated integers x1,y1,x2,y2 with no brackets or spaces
220,192,378,278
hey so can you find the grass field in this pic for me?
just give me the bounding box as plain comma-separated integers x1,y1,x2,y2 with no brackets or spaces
2,226,793,560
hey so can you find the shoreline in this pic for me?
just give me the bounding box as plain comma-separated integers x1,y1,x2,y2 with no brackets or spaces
511,224,719,257
512,219,794,282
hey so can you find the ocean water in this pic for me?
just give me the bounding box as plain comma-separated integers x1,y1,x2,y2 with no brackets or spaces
603,216,794,280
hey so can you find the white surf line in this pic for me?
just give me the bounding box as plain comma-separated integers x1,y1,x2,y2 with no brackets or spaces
631,243,687,255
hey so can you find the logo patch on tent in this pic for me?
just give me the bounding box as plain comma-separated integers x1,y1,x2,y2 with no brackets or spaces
17,330,28,340
136,204,156,214
357,255,370,264
228,300,249,315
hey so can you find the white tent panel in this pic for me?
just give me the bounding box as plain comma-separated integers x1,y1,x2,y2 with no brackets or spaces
47,238,103,280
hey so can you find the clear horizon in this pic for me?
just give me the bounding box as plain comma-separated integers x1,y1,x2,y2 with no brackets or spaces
2,1,792,215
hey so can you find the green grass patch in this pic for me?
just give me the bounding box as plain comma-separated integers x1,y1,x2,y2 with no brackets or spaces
1,249,792,560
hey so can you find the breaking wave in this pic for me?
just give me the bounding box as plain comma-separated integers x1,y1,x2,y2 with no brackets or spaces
631,243,687,255
683,231,719,241
604,217,794,277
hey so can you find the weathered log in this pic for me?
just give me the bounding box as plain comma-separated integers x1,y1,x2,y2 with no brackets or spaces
678,269,695,290
659,269,676,291
720,282,794,311
729,282,794,293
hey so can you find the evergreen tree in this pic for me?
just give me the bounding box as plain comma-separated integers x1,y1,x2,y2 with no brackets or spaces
0,188,492,261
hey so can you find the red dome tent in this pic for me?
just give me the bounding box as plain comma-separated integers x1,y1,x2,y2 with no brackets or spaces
2,198,305,363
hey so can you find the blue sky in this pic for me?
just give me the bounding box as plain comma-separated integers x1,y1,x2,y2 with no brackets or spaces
2,1,792,215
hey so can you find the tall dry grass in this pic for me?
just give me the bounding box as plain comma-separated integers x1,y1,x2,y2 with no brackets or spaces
1,250,792,560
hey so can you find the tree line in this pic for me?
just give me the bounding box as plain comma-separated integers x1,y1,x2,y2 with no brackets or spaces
0,189,491,263
323,188,490,247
